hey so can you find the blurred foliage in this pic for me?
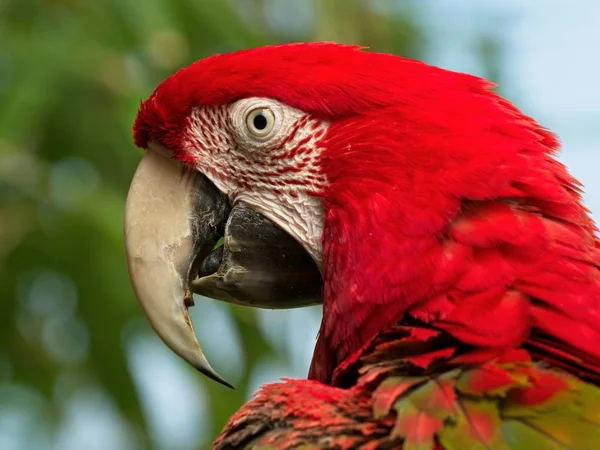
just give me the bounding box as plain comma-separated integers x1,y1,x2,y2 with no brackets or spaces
0,0,498,449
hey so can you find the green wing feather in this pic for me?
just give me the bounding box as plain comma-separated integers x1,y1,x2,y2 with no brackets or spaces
215,325,600,450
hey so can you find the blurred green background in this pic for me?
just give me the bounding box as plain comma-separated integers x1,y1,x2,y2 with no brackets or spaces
4,1,591,449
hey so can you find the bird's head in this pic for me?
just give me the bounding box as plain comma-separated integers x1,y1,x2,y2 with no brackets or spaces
125,43,587,386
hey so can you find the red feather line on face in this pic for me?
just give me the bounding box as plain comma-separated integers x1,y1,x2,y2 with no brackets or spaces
133,43,600,388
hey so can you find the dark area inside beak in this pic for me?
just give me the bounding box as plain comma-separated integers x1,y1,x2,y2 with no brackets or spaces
192,203,323,308
199,246,224,278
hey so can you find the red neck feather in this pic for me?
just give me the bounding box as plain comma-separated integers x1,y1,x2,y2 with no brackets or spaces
309,79,600,384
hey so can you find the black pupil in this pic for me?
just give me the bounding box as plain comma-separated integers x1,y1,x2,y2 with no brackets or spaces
253,113,268,130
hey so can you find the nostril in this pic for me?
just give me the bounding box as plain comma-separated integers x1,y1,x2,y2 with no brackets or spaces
198,245,224,277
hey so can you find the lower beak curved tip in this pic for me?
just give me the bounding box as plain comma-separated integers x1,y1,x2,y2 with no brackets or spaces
125,146,233,386
198,364,235,389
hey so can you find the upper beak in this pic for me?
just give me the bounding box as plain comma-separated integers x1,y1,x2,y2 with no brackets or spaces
124,143,321,387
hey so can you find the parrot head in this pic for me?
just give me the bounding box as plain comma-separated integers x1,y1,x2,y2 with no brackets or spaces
125,43,593,387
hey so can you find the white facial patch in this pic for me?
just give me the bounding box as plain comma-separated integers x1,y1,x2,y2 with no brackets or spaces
184,97,329,268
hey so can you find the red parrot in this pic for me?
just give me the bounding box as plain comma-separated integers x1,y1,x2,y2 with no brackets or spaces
124,43,600,449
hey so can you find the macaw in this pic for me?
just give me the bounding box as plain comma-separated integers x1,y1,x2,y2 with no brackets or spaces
124,43,600,449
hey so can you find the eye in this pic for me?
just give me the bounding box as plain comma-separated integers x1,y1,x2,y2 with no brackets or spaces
245,107,275,138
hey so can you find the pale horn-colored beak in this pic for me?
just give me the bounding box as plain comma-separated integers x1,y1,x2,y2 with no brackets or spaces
124,143,232,387
125,142,323,387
